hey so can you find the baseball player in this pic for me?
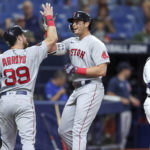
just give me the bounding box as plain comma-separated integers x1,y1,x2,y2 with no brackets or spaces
0,3,58,150
143,58,150,123
46,11,110,150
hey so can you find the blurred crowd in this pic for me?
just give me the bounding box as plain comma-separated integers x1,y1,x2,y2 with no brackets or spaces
0,0,150,46
0,0,149,148
0,0,43,46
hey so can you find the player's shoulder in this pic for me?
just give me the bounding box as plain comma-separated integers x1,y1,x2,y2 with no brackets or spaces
89,35,105,45
26,41,45,51
2,49,13,56
23,46,34,55
62,37,79,44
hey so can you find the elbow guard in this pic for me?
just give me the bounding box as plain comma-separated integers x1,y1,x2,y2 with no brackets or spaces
52,43,67,56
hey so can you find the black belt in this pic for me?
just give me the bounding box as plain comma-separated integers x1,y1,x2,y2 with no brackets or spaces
148,95,150,98
72,80,91,89
0,91,28,96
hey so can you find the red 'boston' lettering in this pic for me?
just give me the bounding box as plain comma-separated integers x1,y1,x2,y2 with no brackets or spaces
80,51,85,59
74,49,77,56
77,49,81,56
69,49,85,59
69,49,73,56
2,58,7,66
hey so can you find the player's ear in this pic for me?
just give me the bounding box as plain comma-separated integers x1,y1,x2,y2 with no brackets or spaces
17,35,22,42
85,22,90,28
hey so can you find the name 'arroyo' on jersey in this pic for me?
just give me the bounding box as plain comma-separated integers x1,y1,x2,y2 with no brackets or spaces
2,55,26,66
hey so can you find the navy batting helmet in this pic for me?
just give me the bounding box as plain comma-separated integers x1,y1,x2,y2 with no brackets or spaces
3,25,26,46
68,11,92,23
68,11,93,32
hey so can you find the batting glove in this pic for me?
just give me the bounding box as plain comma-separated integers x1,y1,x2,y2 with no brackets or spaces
64,64,77,75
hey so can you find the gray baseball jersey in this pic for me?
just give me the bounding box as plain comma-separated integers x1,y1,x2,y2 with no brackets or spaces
143,58,150,124
56,35,110,81
0,41,48,93
0,41,48,150
143,58,150,95
58,35,110,150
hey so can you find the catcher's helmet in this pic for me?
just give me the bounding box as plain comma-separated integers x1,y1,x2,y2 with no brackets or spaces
68,11,93,32
3,25,26,46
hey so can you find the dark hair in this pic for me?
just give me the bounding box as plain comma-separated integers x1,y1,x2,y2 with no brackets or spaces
3,25,24,47
52,70,66,79
117,62,132,73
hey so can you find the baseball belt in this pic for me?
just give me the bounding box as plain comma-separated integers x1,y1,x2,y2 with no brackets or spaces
0,91,28,96
72,80,91,89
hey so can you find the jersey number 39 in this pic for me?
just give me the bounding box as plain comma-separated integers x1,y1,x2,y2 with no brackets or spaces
4,66,30,86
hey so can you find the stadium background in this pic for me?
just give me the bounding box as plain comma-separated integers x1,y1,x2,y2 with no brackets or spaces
0,0,150,149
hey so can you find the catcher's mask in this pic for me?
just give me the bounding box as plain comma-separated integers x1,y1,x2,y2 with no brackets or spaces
3,25,27,47
68,11,93,32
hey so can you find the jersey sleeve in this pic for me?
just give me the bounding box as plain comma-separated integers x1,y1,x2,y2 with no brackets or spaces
91,40,110,66
53,38,74,56
143,59,150,84
27,41,48,64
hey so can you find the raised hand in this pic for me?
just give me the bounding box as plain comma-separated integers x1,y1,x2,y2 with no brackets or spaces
40,3,53,17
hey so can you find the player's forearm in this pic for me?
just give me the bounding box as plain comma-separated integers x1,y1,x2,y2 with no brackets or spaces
46,26,58,43
45,20,58,53
74,63,107,77
65,63,108,77
41,4,58,52
45,24,58,51
50,93,62,101
85,64,107,77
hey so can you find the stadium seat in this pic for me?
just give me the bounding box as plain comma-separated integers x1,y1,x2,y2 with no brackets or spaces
90,5,99,18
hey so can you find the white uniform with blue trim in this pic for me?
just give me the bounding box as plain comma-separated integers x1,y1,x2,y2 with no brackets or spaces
0,42,48,150
57,35,110,150
143,58,150,123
